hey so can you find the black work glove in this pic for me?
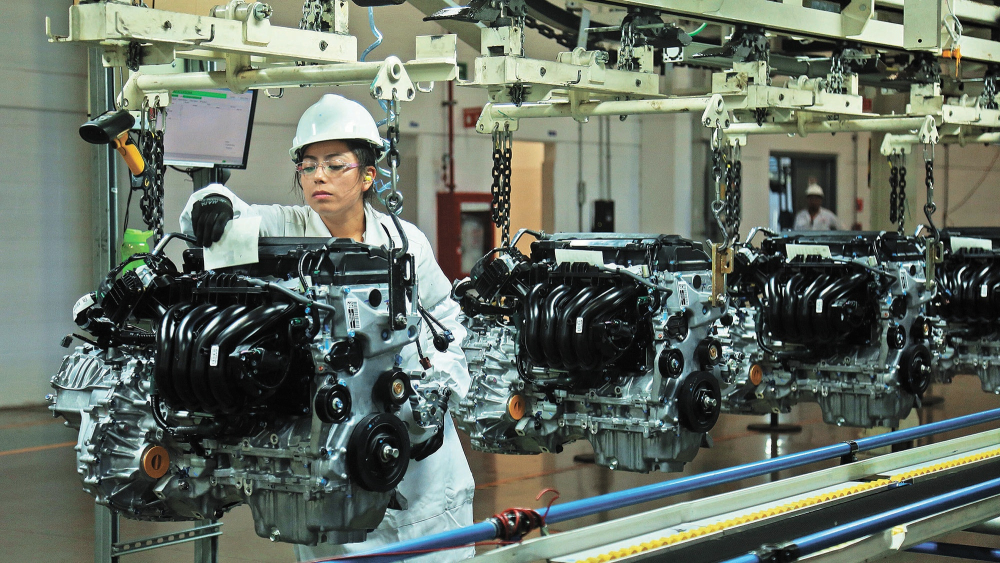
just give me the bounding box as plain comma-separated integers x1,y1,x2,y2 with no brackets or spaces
191,195,234,247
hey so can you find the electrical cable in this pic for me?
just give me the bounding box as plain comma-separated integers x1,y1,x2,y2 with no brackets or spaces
689,23,707,36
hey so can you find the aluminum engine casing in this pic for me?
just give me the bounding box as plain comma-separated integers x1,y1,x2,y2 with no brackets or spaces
50,238,446,545
456,234,725,473
933,228,1000,393
723,231,937,428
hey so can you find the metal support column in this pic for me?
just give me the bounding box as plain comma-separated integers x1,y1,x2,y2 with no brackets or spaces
95,505,120,563
87,47,120,282
194,519,219,563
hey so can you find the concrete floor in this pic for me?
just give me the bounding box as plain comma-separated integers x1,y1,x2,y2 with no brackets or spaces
3,375,1000,562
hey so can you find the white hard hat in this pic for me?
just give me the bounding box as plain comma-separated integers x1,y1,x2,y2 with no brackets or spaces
805,183,824,197
289,94,384,160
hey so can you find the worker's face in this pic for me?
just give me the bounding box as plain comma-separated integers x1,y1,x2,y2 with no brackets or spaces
298,140,375,220
806,195,823,213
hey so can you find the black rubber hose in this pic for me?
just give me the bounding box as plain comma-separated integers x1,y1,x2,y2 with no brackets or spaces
523,283,548,364
540,285,573,368
154,303,192,408
574,286,629,371
171,304,218,410
557,286,598,370
189,305,247,412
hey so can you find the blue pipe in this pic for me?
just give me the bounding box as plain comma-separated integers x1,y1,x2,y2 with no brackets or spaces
339,408,1000,562
909,542,1000,561
720,476,1000,563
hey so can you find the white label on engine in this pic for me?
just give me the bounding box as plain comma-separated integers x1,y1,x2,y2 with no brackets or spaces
983,285,990,298
815,299,824,314
72,293,95,320
576,317,584,333
952,236,993,252
555,248,604,267
210,345,220,367
787,244,832,261
346,297,361,331
678,284,690,308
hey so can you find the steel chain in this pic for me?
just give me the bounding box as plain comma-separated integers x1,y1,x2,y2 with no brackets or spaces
523,17,575,49
137,104,166,240
299,0,324,31
982,74,998,110
898,159,907,235
924,156,936,219
618,17,637,72
382,99,404,216
730,156,742,239
889,154,899,224
126,41,142,72
491,124,513,247
827,52,845,94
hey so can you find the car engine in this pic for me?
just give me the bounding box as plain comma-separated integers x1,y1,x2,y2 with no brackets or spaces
49,235,449,545
932,228,1000,394
722,231,937,428
454,232,725,473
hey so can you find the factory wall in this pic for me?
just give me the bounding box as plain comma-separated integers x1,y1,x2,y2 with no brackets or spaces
0,1,92,408
3,1,1000,406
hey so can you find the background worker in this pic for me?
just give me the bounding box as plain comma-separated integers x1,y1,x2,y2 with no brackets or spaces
180,94,475,562
794,182,842,230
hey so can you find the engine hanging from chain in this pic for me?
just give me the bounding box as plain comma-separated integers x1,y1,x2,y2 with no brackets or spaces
137,101,166,241
491,123,513,248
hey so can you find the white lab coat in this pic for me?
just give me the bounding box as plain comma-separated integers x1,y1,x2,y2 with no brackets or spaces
180,186,476,562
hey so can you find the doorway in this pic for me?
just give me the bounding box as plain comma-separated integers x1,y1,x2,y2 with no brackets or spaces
769,153,837,230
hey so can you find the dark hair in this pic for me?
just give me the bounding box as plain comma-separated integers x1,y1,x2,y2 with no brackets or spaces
292,140,380,205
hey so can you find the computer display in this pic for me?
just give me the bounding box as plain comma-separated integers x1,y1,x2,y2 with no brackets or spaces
162,88,257,169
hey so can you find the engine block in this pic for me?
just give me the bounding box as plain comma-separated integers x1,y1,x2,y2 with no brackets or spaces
933,228,1000,393
50,237,447,545
723,231,938,428
455,233,725,473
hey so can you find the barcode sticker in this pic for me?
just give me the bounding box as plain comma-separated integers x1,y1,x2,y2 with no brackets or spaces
983,285,989,298
575,317,584,334
72,293,95,320
815,299,824,314
679,284,690,308
210,345,220,367
346,297,361,331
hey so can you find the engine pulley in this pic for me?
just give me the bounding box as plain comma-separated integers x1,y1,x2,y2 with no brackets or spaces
347,413,411,492
899,345,932,397
677,371,721,433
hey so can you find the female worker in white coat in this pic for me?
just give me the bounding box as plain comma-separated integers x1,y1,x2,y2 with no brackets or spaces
179,94,475,562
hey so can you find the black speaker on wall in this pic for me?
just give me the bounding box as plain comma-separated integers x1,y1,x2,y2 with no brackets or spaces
592,200,615,232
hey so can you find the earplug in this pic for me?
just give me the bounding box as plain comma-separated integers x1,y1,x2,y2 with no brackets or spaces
364,175,373,182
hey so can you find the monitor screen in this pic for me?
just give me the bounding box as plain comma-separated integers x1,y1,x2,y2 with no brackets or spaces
162,88,257,169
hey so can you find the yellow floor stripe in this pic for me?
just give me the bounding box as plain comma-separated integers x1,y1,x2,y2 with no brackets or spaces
0,441,75,457
577,446,1000,563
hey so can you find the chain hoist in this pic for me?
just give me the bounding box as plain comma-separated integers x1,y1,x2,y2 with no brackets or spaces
618,16,637,72
382,98,404,217
136,101,166,241
491,123,513,248
924,146,937,234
